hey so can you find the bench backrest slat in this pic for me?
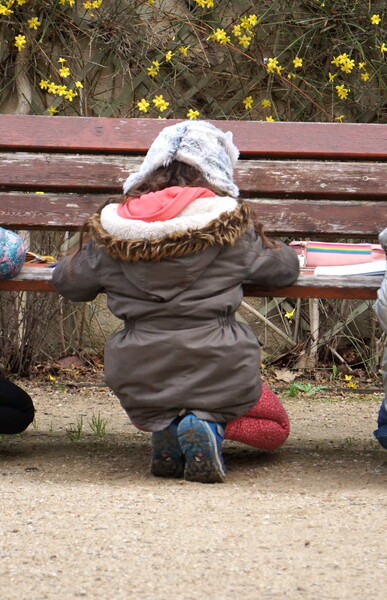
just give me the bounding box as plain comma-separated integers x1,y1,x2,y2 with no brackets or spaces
0,193,383,238
1,153,386,199
0,116,386,158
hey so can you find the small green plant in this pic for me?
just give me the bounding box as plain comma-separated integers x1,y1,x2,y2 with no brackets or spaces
89,412,107,438
66,416,84,441
286,382,328,397
331,365,339,381
56,383,67,393
342,436,355,448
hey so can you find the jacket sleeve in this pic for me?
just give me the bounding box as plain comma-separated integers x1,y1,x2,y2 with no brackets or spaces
244,236,300,290
52,242,104,302
373,227,387,332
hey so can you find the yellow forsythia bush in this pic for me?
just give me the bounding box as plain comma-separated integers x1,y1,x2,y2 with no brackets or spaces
0,0,385,122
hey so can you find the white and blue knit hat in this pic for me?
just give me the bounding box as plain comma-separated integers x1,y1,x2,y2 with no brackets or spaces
123,120,240,198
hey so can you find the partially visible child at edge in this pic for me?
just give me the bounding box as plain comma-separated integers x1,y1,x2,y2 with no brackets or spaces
52,121,300,483
373,227,387,450
0,227,35,435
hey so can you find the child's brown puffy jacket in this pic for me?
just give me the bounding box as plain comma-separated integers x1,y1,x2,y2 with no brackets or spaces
53,197,300,431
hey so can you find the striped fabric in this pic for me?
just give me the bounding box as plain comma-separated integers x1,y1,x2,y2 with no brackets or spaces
307,242,372,255
290,240,384,267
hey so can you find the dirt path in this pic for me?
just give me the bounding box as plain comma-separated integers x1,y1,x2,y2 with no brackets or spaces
1,383,386,600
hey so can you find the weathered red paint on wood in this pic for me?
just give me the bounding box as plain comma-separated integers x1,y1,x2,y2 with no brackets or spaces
0,115,386,158
0,193,384,238
0,115,385,297
248,199,384,238
0,193,109,229
0,267,380,299
1,154,386,198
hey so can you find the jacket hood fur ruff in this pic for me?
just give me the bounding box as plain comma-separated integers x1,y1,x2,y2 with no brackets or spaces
87,196,250,263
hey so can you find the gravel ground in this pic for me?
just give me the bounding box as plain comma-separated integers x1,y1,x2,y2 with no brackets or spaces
0,382,386,600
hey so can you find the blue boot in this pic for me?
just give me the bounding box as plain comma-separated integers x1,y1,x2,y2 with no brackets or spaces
151,418,184,478
177,414,226,483
374,401,387,450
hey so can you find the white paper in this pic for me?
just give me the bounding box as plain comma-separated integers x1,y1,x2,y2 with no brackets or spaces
314,260,386,276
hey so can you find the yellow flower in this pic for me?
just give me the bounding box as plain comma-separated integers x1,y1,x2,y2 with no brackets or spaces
0,5,13,15
75,81,83,88
328,72,337,82
361,72,370,81
28,17,41,29
247,14,258,27
261,99,271,108
293,57,303,68
56,85,68,97
380,43,387,53
266,116,275,121
371,14,381,25
47,106,58,116
187,109,200,120
179,46,189,56
147,65,159,77
358,62,366,70
14,35,26,52
242,96,253,110
47,82,58,94
240,16,253,30
165,51,173,62
232,25,242,37
210,28,231,45
39,79,50,90
335,84,350,100
157,101,169,112
340,59,355,73
238,35,251,49
331,53,355,73
266,57,282,74
287,72,296,79
153,95,169,112
59,66,71,78
285,308,295,320
345,377,358,388
64,89,78,101
58,57,66,64
335,115,345,122
152,60,161,68
137,98,150,113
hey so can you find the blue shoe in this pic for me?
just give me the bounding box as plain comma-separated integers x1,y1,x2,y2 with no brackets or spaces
177,414,226,483
151,419,184,478
374,401,387,450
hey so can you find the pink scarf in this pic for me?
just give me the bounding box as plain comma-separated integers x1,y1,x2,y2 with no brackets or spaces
117,186,215,222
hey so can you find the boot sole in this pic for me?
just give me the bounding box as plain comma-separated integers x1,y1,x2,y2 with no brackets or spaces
178,416,226,484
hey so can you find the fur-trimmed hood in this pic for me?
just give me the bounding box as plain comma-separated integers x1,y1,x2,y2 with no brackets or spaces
86,196,250,263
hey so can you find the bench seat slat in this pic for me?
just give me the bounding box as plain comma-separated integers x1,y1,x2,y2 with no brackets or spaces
0,266,381,299
1,153,386,199
1,116,386,158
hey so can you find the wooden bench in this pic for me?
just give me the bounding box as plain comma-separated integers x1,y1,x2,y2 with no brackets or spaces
0,115,386,301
